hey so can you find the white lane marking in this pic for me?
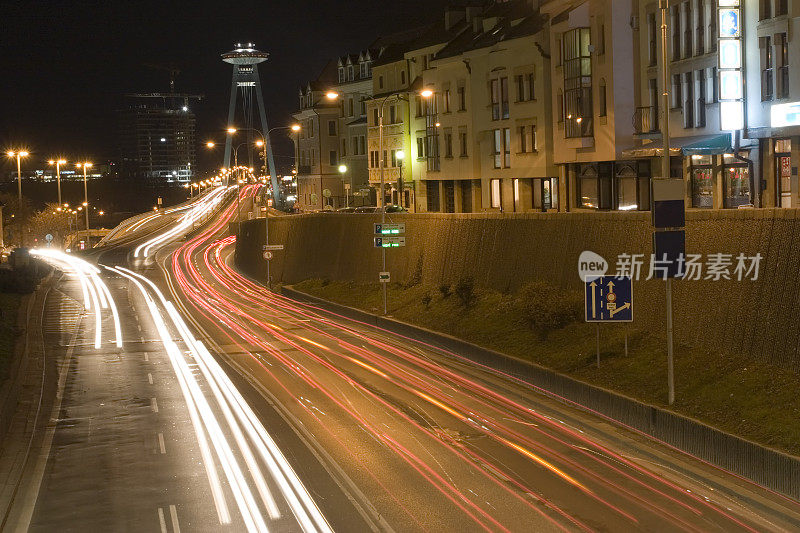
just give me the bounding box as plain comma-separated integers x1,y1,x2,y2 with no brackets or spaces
158,432,166,454
144,353,149,362
151,398,159,413
158,507,167,533
148,373,154,385
169,504,181,533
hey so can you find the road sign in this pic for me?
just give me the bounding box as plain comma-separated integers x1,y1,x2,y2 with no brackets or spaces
379,271,390,283
585,276,633,323
262,244,284,251
374,223,405,235
263,251,273,260
653,230,686,278
45,234,53,243
374,236,405,248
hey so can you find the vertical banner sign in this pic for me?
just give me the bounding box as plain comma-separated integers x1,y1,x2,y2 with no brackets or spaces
718,0,744,131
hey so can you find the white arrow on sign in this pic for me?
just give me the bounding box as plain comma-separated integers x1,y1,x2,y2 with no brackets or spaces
589,281,597,318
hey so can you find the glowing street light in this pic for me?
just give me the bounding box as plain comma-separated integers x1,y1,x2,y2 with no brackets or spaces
325,91,339,100
76,162,93,241
7,149,30,245
49,158,67,206
206,141,216,148
291,124,301,132
226,127,237,134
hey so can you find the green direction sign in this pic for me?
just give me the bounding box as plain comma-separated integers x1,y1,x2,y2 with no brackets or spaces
374,223,405,235
374,237,406,248
379,271,390,283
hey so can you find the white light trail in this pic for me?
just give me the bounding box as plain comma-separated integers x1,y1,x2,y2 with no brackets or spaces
31,249,123,349
113,266,332,533
134,187,230,259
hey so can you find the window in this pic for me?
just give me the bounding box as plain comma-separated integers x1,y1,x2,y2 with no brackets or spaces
672,73,682,108
527,72,535,100
516,75,525,102
711,66,719,102
416,137,425,159
389,105,396,124
598,79,607,117
777,0,788,16
759,0,772,20
777,33,789,99
390,149,397,167
372,108,379,126
696,0,705,55
519,126,528,153
444,131,453,158
683,1,692,57
342,138,347,157
329,150,337,166
490,179,501,208
459,131,468,157
338,67,345,83
761,36,774,101
400,70,406,85
648,13,657,66
709,1,717,52
348,65,354,81
360,62,366,78
532,125,538,151
359,135,366,155
351,137,357,155
360,99,366,116
379,75,384,89
671,4,681,60
696,69,706,127
328,120,336,136
519,125,536,153
444,89,451,112
348,98,354,117
597,23,605,55
493,128,511,168
683,71,694,128
563,27,593,137
457,86,466,110
416,97,423,117
491,77,509,120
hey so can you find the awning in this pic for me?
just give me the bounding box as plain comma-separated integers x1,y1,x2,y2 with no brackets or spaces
621,134,733,158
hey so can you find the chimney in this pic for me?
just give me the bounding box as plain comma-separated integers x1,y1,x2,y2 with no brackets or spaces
444,8,465,31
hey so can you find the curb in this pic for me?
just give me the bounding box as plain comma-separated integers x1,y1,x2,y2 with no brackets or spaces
279,285,800,502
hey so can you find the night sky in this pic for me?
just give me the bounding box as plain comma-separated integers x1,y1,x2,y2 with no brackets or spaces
0,0,449,174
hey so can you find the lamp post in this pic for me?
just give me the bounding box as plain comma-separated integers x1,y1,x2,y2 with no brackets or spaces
338,164,349,208
326,89,431,314
48,158,66,206
76,162,92,244
7,150,29,246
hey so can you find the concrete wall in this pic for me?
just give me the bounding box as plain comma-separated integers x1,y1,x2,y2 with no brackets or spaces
237,209,800,370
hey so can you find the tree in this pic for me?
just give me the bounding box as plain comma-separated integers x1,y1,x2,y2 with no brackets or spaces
0,193,33,248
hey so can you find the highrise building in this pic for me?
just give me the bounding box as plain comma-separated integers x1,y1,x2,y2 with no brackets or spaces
117,94,199,183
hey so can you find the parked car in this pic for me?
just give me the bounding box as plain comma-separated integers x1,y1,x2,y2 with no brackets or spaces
384,205,407,213
354,206,379,213
336,207,356,213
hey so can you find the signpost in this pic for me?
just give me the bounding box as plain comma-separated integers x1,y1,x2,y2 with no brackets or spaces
374,223,405,235
585,276,633,367
262,244,284,251
374,236,406,248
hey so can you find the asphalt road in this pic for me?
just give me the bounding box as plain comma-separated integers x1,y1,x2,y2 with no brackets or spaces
11,184,800,532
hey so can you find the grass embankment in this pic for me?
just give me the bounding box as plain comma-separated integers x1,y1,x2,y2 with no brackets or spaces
0,293,22,382
294,278,800,457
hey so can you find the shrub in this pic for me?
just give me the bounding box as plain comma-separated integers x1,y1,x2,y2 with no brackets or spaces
515,281,583,340
438,283,451,298
422,293,432,309
454,276,476,307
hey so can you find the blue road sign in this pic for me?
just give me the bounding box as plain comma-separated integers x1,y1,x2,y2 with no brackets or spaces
585,276,633,323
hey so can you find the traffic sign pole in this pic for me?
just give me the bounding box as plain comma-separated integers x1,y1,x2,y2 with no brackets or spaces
596,324,600,367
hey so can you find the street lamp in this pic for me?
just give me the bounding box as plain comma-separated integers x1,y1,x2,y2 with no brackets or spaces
76,162,92,244
338,164,349,208
326,89,432,314
7,149,30,246
48,158,67,206
396,150,405,207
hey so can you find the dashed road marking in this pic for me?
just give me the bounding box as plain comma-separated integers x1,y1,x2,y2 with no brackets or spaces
170,504,181,533
148,372,153,385
158,507,167,533
151,397,159,413
158,432,166,454
144,353,149,362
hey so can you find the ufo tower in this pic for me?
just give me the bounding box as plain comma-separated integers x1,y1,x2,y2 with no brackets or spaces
221,43,280,205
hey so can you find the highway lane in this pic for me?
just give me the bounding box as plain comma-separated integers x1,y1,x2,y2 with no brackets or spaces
14,187,341,532
157,184,800,531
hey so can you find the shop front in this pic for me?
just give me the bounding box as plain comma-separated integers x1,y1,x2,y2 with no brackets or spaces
571,161,652,211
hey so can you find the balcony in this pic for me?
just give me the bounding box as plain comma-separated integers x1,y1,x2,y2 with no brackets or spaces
633,106,659,136
297,165,312,175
